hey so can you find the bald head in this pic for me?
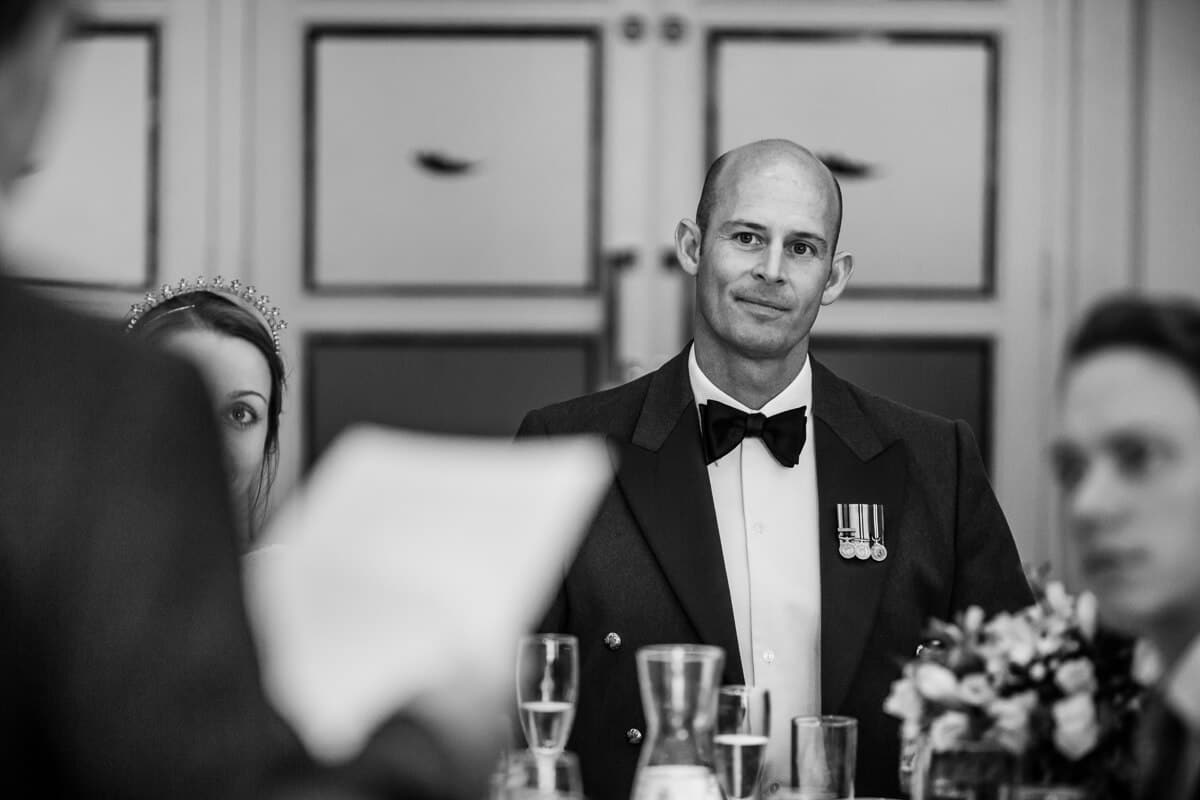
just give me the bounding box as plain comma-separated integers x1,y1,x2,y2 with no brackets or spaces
695,139,843,251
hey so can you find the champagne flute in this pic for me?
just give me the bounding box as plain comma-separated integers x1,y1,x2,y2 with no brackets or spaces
516,634,579,757
500,750,584,799
714,685,771,800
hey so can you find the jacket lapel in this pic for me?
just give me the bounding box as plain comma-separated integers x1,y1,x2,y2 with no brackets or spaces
813,359,909,713
614,348,744,685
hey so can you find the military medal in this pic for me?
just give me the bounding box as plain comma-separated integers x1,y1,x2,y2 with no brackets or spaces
836,503,857,559
870,503,887,561
836,502,887,562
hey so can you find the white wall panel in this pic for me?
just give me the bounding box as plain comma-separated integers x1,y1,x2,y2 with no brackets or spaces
7,29,156,288
309,30,598,292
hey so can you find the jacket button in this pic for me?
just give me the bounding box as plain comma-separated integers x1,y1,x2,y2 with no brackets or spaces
604,632,622,651
626,728,643,745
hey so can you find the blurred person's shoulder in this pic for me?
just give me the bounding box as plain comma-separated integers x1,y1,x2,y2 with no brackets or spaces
0,277,194,400
0,277,208,473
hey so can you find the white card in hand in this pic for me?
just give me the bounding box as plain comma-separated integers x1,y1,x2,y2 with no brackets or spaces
242,425,611,762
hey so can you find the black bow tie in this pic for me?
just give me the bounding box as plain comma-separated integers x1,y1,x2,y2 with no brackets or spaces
699,399,808,467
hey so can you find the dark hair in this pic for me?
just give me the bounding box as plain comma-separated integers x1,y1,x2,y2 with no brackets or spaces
135,291,286,535
0,0,66,52
1065,294,1200,397
694,147,844,250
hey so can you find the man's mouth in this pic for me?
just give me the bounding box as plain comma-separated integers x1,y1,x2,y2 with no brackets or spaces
735,295,789,313
1081,548,1146,578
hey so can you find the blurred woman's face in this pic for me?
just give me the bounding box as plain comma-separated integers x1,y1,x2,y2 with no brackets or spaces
1054,348,1200,642
162,329,272,528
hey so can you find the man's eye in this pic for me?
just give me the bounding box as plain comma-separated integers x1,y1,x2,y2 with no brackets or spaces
791,241,813,256
1051,450,1086,492
1112,439,1155,479
734,232,759,246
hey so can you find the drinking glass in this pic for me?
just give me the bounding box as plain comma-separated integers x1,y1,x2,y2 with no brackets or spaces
516,634,579,756
714,685,771,800
500,750,584,800
789,715,857,800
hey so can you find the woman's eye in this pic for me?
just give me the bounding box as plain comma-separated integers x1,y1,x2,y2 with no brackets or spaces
228,404,260,429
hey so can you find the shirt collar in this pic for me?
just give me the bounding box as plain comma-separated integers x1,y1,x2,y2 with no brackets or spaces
1165,633,1200,733
687,344,812,416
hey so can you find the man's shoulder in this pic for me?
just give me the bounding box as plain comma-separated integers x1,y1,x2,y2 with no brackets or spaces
0,280,200,444
0,279,186,389
522,369,658,437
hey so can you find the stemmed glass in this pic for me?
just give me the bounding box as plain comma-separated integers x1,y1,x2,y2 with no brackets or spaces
714,685,771,800
515,634,579,757
499,750,584,799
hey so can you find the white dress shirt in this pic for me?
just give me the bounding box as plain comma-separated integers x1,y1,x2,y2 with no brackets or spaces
688,346,821,786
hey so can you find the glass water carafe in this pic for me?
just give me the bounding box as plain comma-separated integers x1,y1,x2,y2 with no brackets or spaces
629,644,725,800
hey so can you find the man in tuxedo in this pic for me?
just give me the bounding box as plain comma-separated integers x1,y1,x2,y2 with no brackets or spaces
1055,296,1200,800
0,2,498,797
519,139,1032,799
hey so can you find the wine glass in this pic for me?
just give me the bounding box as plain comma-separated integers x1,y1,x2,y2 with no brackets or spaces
499,750,584,799
714,685,771,800
516,634,579,757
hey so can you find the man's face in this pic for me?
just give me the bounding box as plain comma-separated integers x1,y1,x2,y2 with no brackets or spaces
0,2,73,197
1055,348,1200,637
682,154,849,363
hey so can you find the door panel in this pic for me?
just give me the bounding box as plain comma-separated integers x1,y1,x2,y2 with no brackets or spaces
711,31,996,296
307,334,598,459
307,27,600,292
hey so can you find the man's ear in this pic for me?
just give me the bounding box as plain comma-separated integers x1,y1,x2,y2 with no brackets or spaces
820,251,854,306
675,219,702,277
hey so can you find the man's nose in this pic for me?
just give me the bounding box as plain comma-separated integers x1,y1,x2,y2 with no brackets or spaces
1069,462,1125,535
752,242,785,283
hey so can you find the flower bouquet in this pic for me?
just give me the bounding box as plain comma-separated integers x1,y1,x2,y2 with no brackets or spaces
884,570,1144,799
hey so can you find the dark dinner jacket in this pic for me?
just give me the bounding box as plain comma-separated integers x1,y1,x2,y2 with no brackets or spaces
0,278,488,800
518,345,1033,800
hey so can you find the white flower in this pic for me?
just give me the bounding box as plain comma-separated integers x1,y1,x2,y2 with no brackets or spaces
1036,630,1065,657
1132,638,1164,686
1076,591,1098,640
985,613,1037,666
929,711,972,752
1055,658,1097,694
914,662,961,704
1045,581,1074,618
986,691,1037,754
963,605,985,635
957,673,996,706
988,691,1034,731
884,677,923,723
1052,693,1101,760
1030,662,1047,682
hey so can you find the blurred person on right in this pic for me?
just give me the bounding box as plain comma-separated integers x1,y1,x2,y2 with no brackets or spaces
1054,295,1200,800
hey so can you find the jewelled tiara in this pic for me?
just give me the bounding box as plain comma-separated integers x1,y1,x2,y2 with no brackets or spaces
125,276,288,352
